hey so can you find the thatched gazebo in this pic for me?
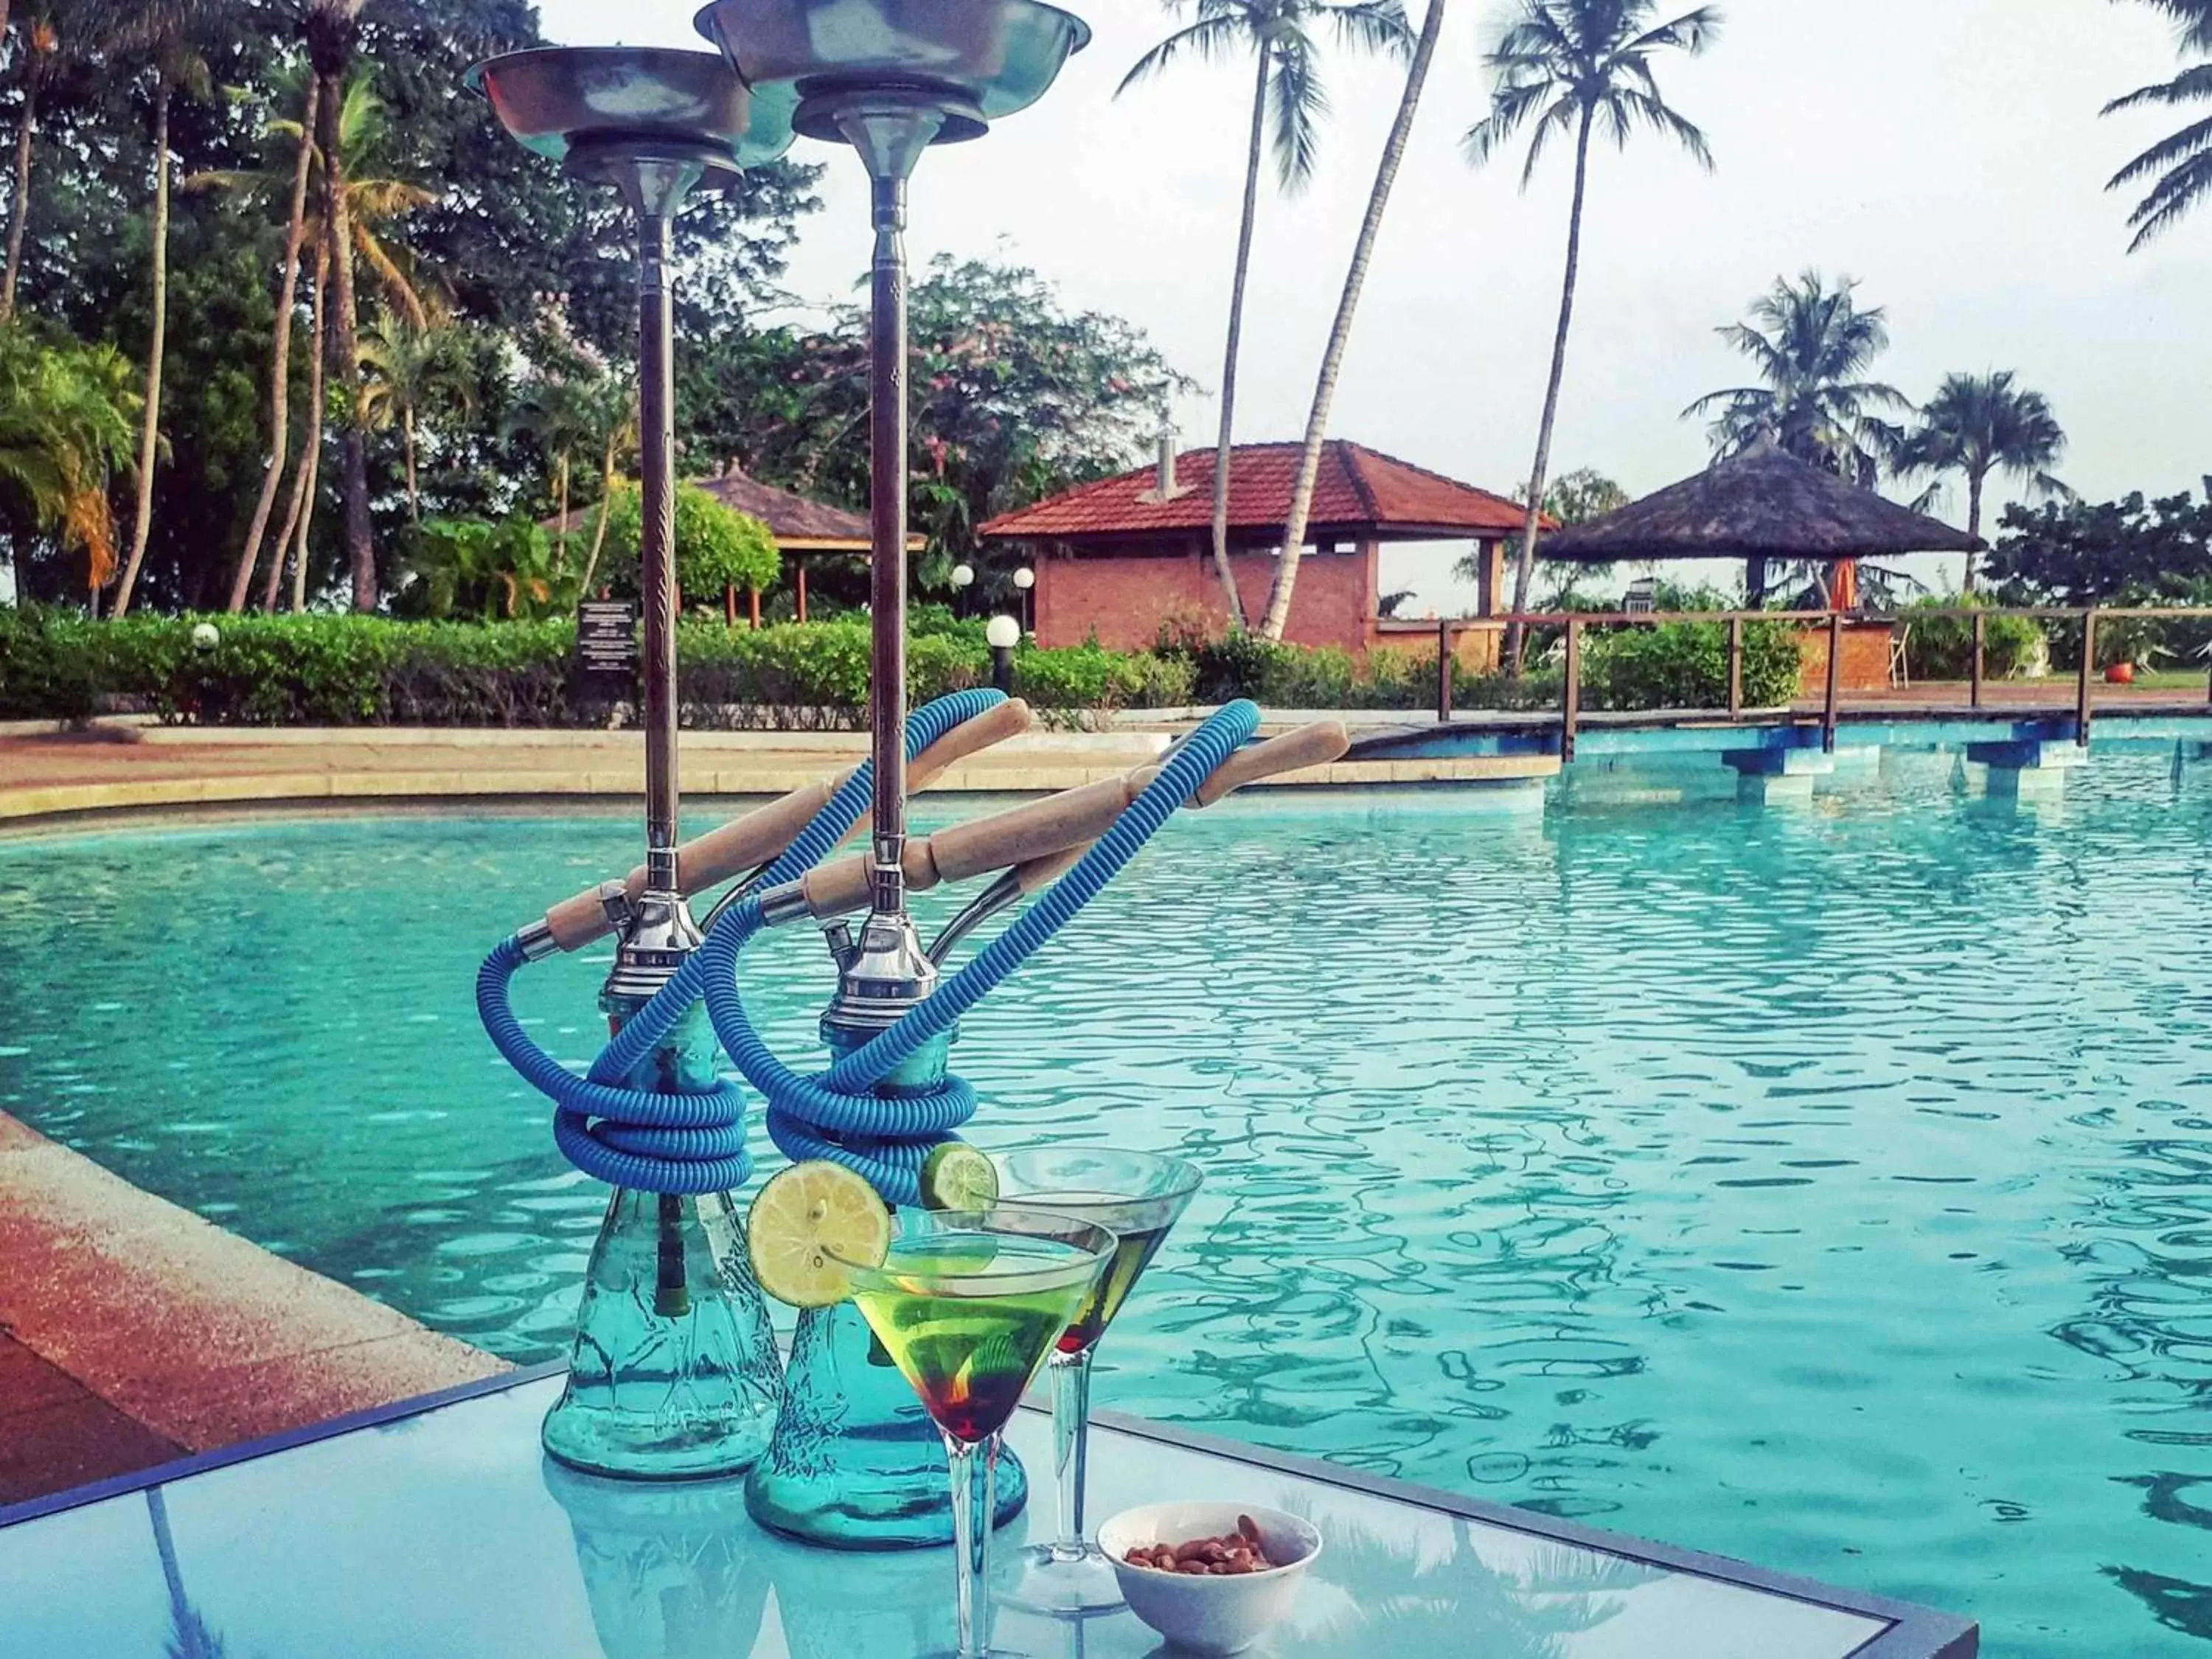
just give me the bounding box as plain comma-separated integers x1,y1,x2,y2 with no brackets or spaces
1542,440,1981,608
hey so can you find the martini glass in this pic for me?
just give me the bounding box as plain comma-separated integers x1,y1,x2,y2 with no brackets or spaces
834,1206,1114,1659
991,1147,1204,1616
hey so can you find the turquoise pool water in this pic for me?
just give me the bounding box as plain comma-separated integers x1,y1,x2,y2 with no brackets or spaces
3,754,2209,1657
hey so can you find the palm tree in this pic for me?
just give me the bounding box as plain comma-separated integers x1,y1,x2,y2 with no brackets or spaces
360,310,473,523
1466,0,1719,674
1683,271,1910,485
508,372,600,554
193,76,431,609
302,0,373,611
1256,0,1447,641
1119,0,1413,627
1891,371,2069,591
1,4,63,320
268,234,327,612
0,327,142,601
574,372,638,598
218,65,319,615
2104,32,2212,249
105,0,223,619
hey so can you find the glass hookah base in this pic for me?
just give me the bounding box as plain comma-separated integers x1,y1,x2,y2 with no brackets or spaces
743,1441,1026,1550
541,1388,773,1482
995,1539,1126,1616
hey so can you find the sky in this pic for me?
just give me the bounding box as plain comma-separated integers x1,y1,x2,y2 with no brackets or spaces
538,0,2212,611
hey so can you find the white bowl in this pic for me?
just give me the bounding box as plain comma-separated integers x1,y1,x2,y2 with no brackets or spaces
1096,1500,1321,1656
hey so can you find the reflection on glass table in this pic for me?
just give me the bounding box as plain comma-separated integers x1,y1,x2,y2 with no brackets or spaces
0,1369,1974,1658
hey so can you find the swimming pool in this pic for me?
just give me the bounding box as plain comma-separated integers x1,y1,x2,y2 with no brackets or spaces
3,753,2208,1658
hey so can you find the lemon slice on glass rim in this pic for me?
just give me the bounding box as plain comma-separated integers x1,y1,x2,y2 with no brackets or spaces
919,1140,1000,1211
745,1161,890,1307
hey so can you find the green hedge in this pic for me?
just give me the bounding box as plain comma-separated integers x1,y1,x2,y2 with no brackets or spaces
1,605,1807,726
0,607,1194,726
1579,619,1802,711
1899,601,2045,680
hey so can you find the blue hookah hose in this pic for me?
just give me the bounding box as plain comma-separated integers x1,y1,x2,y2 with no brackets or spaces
478,689,1261,1205
475,689,1004,1195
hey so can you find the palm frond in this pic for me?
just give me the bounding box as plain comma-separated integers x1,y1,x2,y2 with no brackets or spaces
1322,0,1413,60
2102,58,2212,116
1268,35,1328,190
1461,77,1550,166
1116,13,1246,94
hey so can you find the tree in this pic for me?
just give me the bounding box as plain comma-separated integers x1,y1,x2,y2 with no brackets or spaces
679,257,1189,588
507,369,600,549
1257,0,1447,641
0,324,141,599
359,309,473,522
105,0,224,618
1,4,65,320
192,74,432,610
1983,487,2212,607
1119,0,1412,625
214,64,319,614
302,0,375,611
2104,21,2212,250
571,370,635,597
1890,370,2069,591
1683,270,1909,485
1455,464,1626,587
1466,0,1719,674
600,481,779,623
397,511,562,619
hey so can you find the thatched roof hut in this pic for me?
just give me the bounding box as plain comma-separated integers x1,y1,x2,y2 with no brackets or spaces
1543,442,1979,601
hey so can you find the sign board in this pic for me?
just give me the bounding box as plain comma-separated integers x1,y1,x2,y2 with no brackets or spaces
574,600,639,706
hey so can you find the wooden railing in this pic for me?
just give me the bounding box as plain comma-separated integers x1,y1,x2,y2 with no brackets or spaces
1425,606,2212,762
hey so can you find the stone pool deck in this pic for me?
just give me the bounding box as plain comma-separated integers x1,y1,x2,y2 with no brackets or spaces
0,721,1557,827
0,1113,507,1509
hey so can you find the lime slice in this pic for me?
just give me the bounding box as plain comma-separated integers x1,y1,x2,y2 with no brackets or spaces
747,1161,889,1308
920,1141,999,1211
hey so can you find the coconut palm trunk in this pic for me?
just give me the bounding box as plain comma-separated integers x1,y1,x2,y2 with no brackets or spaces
1207,46,1272,630
231,77,319,613
1259,0,1445,641
400,403,417,521
110,81,175,618
1,67,39,321
268,235,328,611
316,70,372,612
1963,466,1986,592
1503,105,1593,675
577,433,619,597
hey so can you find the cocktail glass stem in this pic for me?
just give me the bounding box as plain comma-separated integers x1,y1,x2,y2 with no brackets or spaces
945,1431,1002,1659
1047,1349,1093,1556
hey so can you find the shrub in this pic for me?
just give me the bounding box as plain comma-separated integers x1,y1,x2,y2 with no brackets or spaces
600,484,779,603
1580,620,1801,711
1899,599,2044,680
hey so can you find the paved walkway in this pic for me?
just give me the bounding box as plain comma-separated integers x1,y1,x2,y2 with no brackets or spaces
0,721,1557,827
0,1114,506,1511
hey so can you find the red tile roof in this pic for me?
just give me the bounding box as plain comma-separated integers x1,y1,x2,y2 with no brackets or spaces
980,441,1534,543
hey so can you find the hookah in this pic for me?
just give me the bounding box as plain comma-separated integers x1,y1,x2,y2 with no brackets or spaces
474,0,1349,1562
466,44,801,1480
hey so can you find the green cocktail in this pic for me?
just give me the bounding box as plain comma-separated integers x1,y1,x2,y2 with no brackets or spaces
834,1206,1113,1659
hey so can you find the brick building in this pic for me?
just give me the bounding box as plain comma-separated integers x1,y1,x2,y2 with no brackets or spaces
979,441,1534,664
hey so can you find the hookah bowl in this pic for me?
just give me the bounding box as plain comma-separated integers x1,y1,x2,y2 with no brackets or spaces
694,0,1088,1546
470,44,796,1481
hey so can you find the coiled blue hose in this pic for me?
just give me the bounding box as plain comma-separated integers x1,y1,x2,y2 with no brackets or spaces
479,689,1262,1204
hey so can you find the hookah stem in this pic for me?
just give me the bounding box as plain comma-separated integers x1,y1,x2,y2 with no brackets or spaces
868,171,908,919
638,204,686,1312
637,206,679,897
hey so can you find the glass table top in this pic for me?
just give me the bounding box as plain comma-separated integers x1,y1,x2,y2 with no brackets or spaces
0,1371,1969,1658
